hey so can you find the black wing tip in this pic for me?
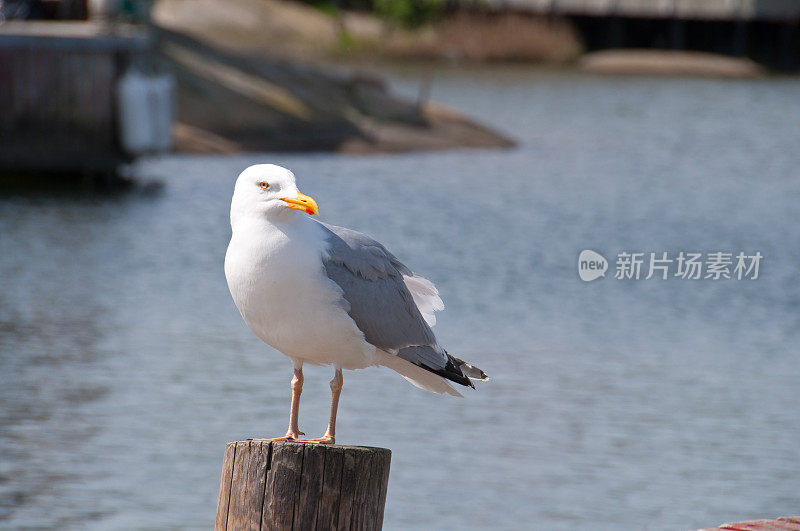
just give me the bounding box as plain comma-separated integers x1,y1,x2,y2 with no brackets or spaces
424,353,487,389
431,365,474,388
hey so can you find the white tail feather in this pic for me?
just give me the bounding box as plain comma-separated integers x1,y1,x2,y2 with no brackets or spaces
403,274,444,327
376,350,462,397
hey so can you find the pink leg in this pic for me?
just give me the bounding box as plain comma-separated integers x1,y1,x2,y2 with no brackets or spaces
305,367,342,445
283,365,305,439
254,365,306,442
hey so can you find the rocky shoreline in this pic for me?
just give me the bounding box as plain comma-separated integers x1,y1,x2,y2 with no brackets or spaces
158,28,514,154
153,0,518,154
153,0,767,154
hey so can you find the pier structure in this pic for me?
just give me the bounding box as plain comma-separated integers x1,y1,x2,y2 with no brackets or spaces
470,0,800,69
0,21,158,183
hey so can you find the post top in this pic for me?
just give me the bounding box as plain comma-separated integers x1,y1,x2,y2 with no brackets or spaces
227,439,391,454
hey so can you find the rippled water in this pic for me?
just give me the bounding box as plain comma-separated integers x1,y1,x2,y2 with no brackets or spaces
1,68,799,530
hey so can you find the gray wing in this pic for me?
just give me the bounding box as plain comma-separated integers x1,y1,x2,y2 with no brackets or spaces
318,221,472,387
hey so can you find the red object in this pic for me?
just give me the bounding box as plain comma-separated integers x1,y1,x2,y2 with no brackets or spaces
712,517,800,531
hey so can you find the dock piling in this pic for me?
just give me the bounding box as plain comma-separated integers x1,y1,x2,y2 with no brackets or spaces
215,440,391,531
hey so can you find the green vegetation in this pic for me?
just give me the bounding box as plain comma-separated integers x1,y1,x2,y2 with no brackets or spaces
300,0,445,27
373,0,444,27
301,0,341,16
336,28,359,53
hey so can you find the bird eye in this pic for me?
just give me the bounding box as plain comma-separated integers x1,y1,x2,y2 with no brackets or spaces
258,181,270,190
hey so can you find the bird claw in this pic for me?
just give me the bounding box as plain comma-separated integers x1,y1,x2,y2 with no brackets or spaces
287,430,305,439
250,430,306,443
250,435,335,445
297,435,335,445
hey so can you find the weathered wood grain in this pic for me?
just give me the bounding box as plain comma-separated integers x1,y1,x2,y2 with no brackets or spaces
293,444,326,529
226,441,271,530
348,449,374,531
374,454,392,530
215,441,391,531
316,445,344,530
214,442,237,531
335,448,358,531
262,441,304,530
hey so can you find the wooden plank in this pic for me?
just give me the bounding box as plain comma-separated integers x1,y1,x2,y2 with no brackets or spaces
293,444,326,529
226,440,271,531
335,448,358,530
316,446,344,530
214,442,237,531
373,450,392,530
262,442,304,530
349,449,374,531
347,447,391,531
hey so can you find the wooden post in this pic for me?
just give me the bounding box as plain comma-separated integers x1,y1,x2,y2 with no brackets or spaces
215,440,391,531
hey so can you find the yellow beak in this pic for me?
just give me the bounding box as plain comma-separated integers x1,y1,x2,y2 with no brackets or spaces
281,191,319,216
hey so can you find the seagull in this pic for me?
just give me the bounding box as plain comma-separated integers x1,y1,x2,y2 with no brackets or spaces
224,164,488,444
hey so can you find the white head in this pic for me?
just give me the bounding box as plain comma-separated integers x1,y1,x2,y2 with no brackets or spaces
230,164,319,226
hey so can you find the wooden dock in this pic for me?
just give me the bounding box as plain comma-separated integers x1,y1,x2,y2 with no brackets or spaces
0,21,151,180
461,0,800,70
477,0,800,21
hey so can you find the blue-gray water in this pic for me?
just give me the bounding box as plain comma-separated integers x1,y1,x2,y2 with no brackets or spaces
1,68,799,530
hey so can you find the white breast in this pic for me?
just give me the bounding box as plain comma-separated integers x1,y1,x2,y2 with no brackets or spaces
224,215,376,369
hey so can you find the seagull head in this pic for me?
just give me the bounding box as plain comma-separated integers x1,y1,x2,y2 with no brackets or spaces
231,164,319,224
